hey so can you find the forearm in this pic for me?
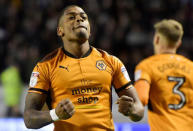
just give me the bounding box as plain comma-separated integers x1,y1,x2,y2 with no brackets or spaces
129,102,144,122
24,109,53,129
117,87,144,121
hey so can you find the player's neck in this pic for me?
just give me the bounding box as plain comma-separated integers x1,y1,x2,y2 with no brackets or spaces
158,49,176,54
62,40,90,58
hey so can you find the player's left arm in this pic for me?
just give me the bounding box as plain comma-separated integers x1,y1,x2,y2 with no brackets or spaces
111,56,144,121
117,84,144,122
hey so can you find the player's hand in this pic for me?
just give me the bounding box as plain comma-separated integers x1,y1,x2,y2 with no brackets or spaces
55,99,75,120
117,95,134,116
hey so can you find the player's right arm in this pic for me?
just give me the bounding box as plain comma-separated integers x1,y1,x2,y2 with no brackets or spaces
24,93,75,129
134,79,150,106
24,92,52,129
134,60,151,106
24,63,75,129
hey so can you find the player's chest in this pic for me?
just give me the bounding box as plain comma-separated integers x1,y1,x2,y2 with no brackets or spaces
50,59,113,88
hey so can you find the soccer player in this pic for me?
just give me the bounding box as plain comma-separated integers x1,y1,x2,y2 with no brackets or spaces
134,19,193,131
24,5,144,131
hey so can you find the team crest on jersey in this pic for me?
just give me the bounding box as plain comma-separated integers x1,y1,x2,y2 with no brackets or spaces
29,72,39,87
96,60,107,70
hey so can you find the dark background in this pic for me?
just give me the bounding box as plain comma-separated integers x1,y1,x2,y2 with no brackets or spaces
0,0,193,83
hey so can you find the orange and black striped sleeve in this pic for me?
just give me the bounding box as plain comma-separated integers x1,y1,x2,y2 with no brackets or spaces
111,56,133,93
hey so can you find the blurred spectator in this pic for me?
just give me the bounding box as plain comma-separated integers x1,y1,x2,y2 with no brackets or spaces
0,0,193,83
0,56,23,117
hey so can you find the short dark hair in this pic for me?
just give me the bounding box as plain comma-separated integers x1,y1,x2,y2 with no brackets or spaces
57,5,81,27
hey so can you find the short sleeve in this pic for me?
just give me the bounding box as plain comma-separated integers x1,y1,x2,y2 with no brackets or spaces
134,60,151,83
28,63,50,94
112,56,132,91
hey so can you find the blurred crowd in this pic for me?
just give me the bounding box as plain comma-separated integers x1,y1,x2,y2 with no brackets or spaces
1,0,193,85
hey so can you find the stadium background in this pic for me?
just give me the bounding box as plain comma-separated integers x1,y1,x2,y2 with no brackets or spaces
0,0,192,130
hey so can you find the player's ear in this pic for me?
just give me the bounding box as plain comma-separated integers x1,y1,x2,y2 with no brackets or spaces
155,35,159,44
57,27,64,37
176,40,182,49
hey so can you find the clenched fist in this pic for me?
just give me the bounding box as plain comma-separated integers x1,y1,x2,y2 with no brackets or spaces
55,99,75,120
117,95,134,116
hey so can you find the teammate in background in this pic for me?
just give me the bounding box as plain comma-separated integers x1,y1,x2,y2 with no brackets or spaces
24,5,144,131
134,19,193,131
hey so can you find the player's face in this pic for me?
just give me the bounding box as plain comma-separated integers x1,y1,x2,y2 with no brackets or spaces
60,6,90,42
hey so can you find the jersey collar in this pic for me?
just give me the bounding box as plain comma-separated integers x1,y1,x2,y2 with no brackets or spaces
62,46,92,59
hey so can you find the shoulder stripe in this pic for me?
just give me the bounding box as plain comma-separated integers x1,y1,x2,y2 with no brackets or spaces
29,88,48,94
115,81,132,93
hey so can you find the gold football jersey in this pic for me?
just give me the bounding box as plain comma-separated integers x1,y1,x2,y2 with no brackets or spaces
28,47,131,131
135,54,193,131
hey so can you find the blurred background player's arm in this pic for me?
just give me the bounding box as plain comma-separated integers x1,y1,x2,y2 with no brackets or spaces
117,84,144,122
134,80,150,106
24,92,75,129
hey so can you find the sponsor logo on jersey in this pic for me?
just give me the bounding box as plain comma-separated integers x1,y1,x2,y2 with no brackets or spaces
96,60,107,70
121,66,130,81
29,72,39,87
